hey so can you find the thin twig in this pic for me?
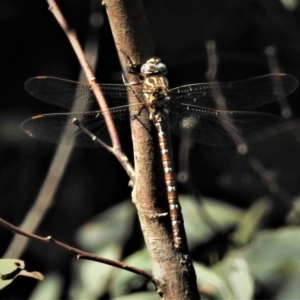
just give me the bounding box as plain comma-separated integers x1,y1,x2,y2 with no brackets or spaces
73,118,135,182
248,157,293,205
0,217,152,280
206,40,248,154
4,0,103,259
177,40,230,237
206,41,293,209
3,145,73,259
47,0,119,147
265,46,292,119
205,40,218,81
47,0,135,182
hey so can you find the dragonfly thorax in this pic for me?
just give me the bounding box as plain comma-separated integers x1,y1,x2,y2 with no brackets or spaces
143,75,169,108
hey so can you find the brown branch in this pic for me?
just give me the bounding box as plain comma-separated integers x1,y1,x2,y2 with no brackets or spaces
46,0,135,183
104,1,200,299
0,217,152,280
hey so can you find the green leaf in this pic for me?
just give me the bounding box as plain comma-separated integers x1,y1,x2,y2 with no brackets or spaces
215,227,300,299
194,262,235,300
232,198,272,245
76,200,136,252
29,272,62,300
0,259,43,290
242,227,300,283
179,196,244,247
110,249,152,298
70,200,138,299
69,244,123,299
280,0,299,10
213,256,254,300
275,268,300,300
112,291,159,300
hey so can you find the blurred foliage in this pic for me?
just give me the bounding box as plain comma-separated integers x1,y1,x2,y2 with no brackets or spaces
1,0,300,299
25,196,300,299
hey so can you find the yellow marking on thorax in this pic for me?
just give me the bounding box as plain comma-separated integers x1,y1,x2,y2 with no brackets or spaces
143,75,169,105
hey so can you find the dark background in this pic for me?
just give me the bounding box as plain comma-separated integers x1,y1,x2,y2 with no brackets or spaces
0,0,300,298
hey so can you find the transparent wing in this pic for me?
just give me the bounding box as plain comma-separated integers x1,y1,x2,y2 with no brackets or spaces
169,74,298,111
25,76,134,111
168,102,284,146
21,107,132,148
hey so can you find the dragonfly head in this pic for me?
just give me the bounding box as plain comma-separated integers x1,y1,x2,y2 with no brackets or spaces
141,57,168,76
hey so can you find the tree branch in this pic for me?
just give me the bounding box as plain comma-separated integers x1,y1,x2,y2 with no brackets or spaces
104,0,200,299
0,217,152,280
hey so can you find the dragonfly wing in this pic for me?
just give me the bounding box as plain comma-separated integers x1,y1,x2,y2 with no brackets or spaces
168,102,284,146
169,74,298,111
25,76,131,111
21,107,131,148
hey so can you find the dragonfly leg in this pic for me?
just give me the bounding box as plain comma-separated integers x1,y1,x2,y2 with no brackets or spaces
122,72,143,86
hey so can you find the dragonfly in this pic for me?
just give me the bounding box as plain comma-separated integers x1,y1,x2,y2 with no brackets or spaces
21,58,298,249
22,70,298,148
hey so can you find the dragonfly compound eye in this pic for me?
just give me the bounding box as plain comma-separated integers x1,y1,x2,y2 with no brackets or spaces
141,57,168,75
